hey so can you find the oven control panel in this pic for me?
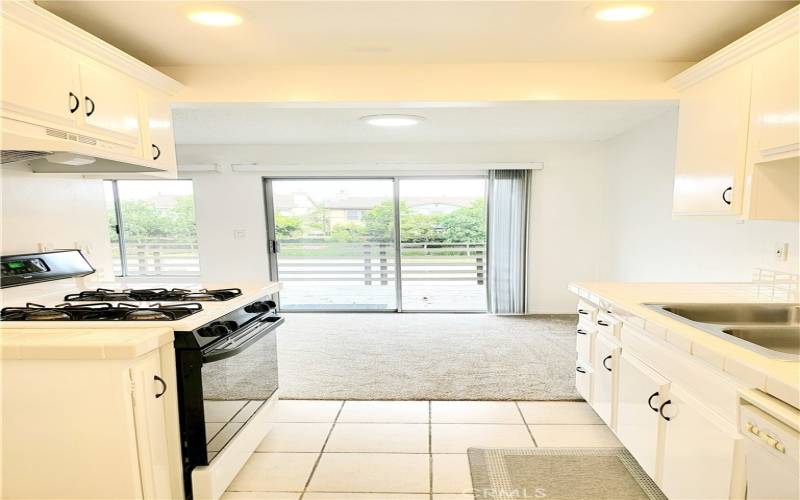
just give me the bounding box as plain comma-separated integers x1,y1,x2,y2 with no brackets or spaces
1,258,49,277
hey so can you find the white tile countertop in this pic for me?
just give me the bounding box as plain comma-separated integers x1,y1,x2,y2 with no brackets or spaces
0,281,282,359
569,282,800,409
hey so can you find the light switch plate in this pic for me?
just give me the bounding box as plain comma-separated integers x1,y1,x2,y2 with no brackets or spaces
233,229,246,240
774,242,788,261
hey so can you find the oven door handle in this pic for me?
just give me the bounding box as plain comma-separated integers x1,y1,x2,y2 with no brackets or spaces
202,316,284,363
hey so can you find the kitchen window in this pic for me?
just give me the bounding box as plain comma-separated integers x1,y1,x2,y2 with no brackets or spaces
104,180,200,277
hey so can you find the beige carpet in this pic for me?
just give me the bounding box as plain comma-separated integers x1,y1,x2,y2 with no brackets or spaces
276,313,580,400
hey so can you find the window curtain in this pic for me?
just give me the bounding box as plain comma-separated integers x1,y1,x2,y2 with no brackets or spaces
486,169,531,314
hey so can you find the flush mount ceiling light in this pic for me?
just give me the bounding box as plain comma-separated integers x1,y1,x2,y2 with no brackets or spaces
595,4,654,22
360,114,425,127
187,10,243,26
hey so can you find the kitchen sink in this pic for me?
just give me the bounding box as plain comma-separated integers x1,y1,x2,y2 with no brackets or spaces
646,303,800,361
660,303,800,325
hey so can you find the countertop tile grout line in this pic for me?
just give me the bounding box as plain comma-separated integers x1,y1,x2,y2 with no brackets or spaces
515,401,538,447
429,400,433,500
299,400,345,499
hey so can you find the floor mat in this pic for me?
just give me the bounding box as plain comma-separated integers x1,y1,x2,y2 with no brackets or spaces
467,447,667,500
276,313,581,400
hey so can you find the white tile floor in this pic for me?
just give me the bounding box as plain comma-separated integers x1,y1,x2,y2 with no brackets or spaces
222,400,621,499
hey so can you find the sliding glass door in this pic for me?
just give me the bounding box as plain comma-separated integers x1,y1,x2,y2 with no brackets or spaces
399,178,487,311
266,179,397,311
265,177,487,312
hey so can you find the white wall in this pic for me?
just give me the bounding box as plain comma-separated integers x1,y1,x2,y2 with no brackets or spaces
178,141,609,312
0,164,114,278
602,109,800,282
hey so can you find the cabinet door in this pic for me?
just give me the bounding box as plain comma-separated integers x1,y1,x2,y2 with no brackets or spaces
673,61,752,215
143,92,177,173
575,361,592,401
131,351,172,498
1,20,78,127
78,61,141,143
749,33,800,160
616,353,669,479
659,384,745,500
591,334,619,428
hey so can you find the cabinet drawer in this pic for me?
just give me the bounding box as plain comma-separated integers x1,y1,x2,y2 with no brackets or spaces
596,312,621,338
576,326,595,364
577,301,598,323
576,361,592,401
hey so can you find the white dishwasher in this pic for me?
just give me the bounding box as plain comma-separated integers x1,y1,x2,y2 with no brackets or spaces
739,404,799,500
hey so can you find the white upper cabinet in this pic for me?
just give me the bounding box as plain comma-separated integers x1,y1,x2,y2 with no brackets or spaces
0,1,181,175
1,19,78,128
142,92,178,176
673,61,752,215
670,6,799,219
749,33,800,161
77,62,142,143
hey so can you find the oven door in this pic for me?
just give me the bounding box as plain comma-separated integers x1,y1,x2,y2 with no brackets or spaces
200,316,282,461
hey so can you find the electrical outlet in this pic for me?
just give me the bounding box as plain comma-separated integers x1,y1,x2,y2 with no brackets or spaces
774,242,788,262
38,242,54,252
74,241,92,255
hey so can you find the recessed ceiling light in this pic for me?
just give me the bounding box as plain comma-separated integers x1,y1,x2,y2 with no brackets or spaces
595,4,653,22
188,10,243,27
361,114,425,127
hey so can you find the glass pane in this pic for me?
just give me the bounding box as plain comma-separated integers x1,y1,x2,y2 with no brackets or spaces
115,180,200,276
103,181,123,276
399,178,487,311
271,179,397,310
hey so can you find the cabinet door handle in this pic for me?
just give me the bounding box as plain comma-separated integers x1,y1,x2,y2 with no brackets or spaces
576,366,587,374
658,400,673,421
722,187,732,206
597,320,609,327
154,374,167,398
69,92,80,113
577,328,588,335
602,355,613,372
578,309,589,315
647,392,660,412
85,96,95,117
152,144,161,160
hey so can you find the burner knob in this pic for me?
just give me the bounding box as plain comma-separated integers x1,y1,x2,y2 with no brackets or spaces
245,301,275,313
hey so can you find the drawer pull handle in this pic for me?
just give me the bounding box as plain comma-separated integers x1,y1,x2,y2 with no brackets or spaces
152,144,161,160
69,92,79,113
577,329,588,335
154,374,167,398
659,400,673,421
578,309,589,315
722,186,732,206
85,96,95,117
647,392,660,412
597,320,610,327
602,355,612,372
576,366,587,374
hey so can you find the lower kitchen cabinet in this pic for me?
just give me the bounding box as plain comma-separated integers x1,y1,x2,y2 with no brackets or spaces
616,352,669,480
591,333,619,428
659,384,745,500
1,345,181,499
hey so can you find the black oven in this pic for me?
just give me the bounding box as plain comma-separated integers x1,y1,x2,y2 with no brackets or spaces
174,298,282,499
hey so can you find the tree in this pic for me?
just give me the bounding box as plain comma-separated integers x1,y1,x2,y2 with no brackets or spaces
275,215,303,238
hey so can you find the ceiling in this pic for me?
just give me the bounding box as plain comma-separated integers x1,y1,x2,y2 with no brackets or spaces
37,1,796,66
171,101,676,144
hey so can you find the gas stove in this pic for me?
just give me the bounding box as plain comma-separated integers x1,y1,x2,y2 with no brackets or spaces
1,301,204,321
63,287,243,302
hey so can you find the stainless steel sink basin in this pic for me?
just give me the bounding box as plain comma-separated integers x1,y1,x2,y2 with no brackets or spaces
646,303,800,361
661,303,800,325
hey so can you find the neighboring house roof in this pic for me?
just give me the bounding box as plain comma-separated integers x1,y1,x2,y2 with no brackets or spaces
323,197,388,209
274,193,317,209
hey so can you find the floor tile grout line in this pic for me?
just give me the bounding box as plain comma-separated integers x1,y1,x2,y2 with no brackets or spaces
428,400,433,500
515,401,538,447
300,401,345,498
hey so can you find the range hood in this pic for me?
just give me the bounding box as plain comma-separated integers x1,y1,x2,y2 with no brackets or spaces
1,116,162,173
